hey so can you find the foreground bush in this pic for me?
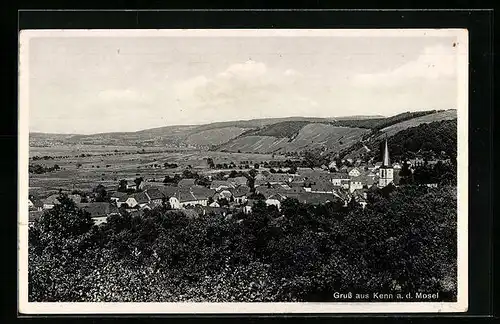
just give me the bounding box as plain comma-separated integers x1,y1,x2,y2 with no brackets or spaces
28,185,457,302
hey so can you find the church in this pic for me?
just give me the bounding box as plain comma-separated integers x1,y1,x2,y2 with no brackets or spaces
378,139,394,188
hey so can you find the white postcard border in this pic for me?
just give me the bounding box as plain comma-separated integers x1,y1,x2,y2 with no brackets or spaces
18,28,469,314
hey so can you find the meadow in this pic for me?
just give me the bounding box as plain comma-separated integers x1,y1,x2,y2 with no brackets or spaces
28,145,287,197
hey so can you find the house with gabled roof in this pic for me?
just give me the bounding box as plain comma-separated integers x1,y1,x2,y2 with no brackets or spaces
348,167,362,177
232,186,249,205
214,189,233,201
77,202,120,225
285,192,334,205
117,191,150,208
265,193,287,211
266,173,292,184
162,186,214,209
310,180,336,194
210,180,234,191
227,176,248,187
42,194,61,210
329,172,350,186
110,191,127,204
177,178,196,188
144,188,165,206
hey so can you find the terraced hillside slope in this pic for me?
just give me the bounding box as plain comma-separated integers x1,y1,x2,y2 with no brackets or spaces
218,122,370,154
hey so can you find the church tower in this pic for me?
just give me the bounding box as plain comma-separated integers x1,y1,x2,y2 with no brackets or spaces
378,139,394,188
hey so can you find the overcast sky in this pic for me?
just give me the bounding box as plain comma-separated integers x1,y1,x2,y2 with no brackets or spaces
28,33,459,134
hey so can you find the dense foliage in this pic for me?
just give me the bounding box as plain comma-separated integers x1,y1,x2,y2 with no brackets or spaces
370,119,457,162
29,186,457,302
332,110,439,130
339,119,457,162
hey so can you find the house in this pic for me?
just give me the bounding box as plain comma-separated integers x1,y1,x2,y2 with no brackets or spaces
329,172,350,186
227,176,248,187
179,189,211,209
328,161,337,170
117,191,150,208
286,192,334,205
177,179,196,188
77,202,119,225
374,162,383,169
210,180,234,191
144,188,165,206
160,185,214,209
393,162,402,170
203,206,227,217
266,173,292,184
297,170,333,182
408,158,425,168
265,193,287,210
42,194,61,210
209,201,221,207
348,167,361,177
232,186,249,205
310,181,336,194
254,187,281,200
214,189,233,201
110,191,127,204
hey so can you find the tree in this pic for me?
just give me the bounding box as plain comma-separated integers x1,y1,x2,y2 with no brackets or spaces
134,177,144,191
248,169,257,178
254,163,260,169
93,184,108,202
399,161,413,185
36,194,94,238
118,179,128,192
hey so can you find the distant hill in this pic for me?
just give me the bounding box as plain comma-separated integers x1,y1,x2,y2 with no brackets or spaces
29,115,378,149
29,110,457,156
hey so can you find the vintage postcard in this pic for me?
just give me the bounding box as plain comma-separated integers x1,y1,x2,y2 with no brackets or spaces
18,29,468,314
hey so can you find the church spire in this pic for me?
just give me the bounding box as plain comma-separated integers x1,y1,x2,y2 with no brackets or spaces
382,139,390,167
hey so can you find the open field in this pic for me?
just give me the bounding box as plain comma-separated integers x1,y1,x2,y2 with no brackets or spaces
28,145,288,198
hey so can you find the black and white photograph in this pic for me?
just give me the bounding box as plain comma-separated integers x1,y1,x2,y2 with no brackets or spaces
18,29,468,314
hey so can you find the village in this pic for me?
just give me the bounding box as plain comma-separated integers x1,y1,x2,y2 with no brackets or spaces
28,140,450,226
